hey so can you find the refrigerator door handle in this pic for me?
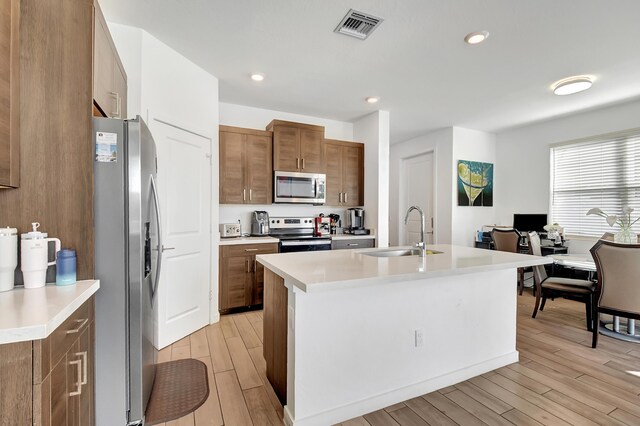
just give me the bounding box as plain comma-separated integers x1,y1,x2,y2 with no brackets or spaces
150,175,163,304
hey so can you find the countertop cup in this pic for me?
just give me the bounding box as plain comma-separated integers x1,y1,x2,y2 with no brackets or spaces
0,227,18,292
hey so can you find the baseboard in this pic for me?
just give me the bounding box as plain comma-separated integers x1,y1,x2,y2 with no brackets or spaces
286,351,519,426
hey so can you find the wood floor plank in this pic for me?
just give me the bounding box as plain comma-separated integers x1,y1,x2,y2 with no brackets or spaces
173,335,191,348
384,402,406,412
190,328,210,359
158,347,171,363
220,315,240,339
215,370,253,426
575,375,640,414
609,408,640,426
502,408,544,426
388,406,429,425
205,324,234,373
495,366,552,394
226,336,262,390
422,392,485,426
166,413,194,426
467,376,571,426
454,381,512,415
486,372,600,426
341,417,371,426
363,409,400,426
243,386,282,425
234,314,262,349
171,344,191,360
543,390,627,426
247,346,284,418
245,311,261,324
516,344,583,378
250,319,264,344
444,390,513,426
194,356,224,426
404,397,457,426
437,385,457,394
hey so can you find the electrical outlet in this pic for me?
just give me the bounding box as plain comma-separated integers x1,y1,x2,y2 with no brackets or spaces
415,329,424,348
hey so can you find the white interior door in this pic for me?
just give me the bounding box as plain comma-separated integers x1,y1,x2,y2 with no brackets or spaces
152,119,211,349
401,152,434,245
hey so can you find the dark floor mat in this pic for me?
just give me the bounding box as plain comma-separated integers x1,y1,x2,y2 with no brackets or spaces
145,358,210,425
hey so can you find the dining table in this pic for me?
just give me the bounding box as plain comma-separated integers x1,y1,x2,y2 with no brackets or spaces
549,254,640,343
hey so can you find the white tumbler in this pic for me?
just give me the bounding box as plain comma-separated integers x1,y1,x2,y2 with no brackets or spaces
21,223,61,289
0,227,18,292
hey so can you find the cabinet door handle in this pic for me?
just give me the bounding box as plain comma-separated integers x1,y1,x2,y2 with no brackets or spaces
296,158,300,169
246,259,250,273
253,259,257,273
347,243,359,246
243,189,246,201
249,189,252,201
339,193,343,203
109,91,120,118
76,351,88,385
69,359,83,396
66,318,88,334
244,248,259,252
344,192,348,204
302,158,305,170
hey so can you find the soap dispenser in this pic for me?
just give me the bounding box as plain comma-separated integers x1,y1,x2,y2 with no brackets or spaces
20,222,61,289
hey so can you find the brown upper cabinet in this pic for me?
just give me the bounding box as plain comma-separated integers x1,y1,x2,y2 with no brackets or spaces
324,139,364,207
0,0,20,188
267,120,324,173
220,125,273,204
93,0,127,119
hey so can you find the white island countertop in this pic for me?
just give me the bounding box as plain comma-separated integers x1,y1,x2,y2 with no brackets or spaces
257,244,551,293
0,280,100,344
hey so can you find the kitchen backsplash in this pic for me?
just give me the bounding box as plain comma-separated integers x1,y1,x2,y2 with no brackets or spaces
219,205,349,235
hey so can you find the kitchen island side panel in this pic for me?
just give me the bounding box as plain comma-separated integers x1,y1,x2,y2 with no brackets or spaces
285,268,518,425
263,268,288,404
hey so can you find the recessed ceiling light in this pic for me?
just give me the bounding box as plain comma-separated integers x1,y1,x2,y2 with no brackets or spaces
552,76,593,95
250,73,265,82
366,96,379,104
464,31,490,45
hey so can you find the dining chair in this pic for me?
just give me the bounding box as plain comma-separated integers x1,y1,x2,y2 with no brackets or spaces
589,240,640,348
601,232,615,241
492,228,526,295
528,232,596,330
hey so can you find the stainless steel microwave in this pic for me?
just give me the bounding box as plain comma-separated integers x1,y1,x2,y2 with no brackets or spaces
274,171,326,204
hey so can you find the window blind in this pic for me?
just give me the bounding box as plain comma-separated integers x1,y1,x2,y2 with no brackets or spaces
550,130,640,237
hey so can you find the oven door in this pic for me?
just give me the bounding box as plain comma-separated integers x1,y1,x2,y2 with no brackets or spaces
279,239,332,253
274,171,326,204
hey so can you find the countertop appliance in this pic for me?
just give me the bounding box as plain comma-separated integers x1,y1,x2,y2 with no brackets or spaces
251,211,270,236
345,208,365,230
0,227,17,292
20,222,61,289
94,117,160,426
269,216,331,253
220,223,241,238
274,171,326,204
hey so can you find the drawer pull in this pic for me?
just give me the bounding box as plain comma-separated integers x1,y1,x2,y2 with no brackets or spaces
66,318,88,334
69,359,82,396
76,351,88,385
244,248,259,252
347,243,359,246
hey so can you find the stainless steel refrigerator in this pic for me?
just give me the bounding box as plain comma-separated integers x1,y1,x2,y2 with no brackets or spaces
94,116,161,425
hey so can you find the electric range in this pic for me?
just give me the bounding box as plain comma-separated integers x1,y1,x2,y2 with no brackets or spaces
269,216,332,253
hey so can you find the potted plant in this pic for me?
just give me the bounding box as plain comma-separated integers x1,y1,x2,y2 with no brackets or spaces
586,206,638,244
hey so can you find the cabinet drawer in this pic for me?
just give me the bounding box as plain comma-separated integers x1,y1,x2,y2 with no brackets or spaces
221,243,279,258
331,238,375,250
50,299,92,369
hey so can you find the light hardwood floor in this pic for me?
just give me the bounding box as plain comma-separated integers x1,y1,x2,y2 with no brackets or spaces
161,293,640,426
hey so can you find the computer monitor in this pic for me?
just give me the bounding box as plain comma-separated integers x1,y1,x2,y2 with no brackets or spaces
513,214,548,233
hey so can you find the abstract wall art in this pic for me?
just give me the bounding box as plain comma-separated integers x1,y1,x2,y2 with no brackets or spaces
457,160,493,207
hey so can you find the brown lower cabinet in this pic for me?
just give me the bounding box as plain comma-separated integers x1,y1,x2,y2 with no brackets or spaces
0,297,95,426
219,243,279,313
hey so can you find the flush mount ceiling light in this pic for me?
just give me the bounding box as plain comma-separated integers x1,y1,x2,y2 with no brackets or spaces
464,31,490,45
552,76,593,95
250,73,265,82
366,96,380,104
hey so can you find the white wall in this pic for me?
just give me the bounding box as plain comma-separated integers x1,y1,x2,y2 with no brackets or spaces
451,128,497,246
109,24,221,322
218,103,357,234
390,128,453,246
496,98,640,253
354,111,391,247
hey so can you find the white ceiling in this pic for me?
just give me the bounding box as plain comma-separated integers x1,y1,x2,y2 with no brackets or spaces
100,0,640,143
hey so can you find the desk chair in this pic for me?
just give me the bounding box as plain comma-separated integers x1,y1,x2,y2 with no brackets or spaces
529,232,596,330
492,228,526,295
590,240,640,348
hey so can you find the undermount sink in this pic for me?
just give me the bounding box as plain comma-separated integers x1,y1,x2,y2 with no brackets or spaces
361,248,442,257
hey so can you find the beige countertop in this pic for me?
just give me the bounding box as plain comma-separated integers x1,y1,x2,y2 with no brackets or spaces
257,245,551,293
0,280,100,344
330,234,376,240
219,236,280,245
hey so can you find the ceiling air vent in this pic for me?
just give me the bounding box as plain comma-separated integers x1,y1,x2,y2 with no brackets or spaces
334,9,383,40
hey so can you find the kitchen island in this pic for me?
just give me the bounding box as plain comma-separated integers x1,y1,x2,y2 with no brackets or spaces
256,245,550,426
